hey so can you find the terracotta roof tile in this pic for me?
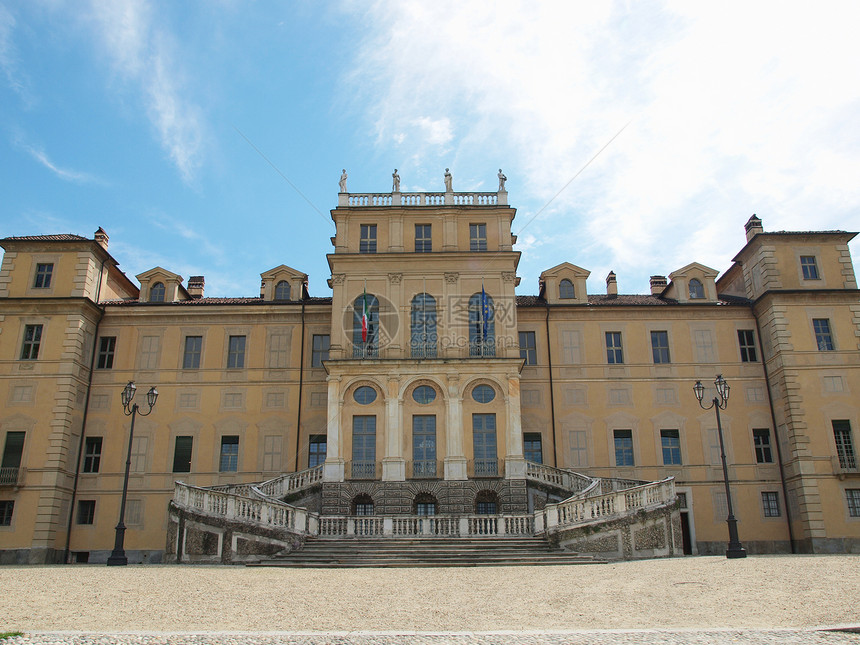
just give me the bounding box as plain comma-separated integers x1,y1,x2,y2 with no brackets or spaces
2,233,89,242
104,296,333,306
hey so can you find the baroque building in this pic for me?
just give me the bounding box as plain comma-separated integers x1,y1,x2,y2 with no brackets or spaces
1,179,858,564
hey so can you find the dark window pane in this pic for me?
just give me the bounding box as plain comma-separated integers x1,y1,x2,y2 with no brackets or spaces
83,437,102,473
173,436,193,473
97,337,116,369
614,429,634,466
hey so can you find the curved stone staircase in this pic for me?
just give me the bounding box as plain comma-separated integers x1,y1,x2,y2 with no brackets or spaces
167,463,678,565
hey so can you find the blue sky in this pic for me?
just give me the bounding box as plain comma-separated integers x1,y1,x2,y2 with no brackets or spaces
2,1,859,298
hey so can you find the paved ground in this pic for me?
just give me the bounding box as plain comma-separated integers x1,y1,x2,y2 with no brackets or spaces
1,555,858,644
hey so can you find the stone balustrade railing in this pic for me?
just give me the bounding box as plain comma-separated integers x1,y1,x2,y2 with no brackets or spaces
534,477,676,535
317,513,534,538
339,191,506,207
173,481,316,535
525,461,594,493
254,466,323,499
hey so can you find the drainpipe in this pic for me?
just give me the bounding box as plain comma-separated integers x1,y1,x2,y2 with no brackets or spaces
544,303,558,467
755,311,796,553
294,299,306,472
64,257,107,563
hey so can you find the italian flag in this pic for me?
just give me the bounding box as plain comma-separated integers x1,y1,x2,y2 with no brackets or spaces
361,287,369,342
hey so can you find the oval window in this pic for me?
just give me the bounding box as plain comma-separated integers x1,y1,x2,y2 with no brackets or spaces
354,386,377,405
472,384,495,403
412,385,436,404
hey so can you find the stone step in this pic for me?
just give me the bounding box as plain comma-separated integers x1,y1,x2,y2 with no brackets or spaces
249,535,605,568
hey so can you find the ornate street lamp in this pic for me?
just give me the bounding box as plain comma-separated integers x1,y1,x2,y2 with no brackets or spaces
107,381,158,566
694,374,746,559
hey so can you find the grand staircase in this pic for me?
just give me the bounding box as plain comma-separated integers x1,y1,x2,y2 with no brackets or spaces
250,535,602,568
167,463,678,565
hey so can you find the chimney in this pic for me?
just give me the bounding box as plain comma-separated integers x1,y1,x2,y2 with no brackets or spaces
650,275,667,296
94,227,109,250
187,275,205,299
606,271,617,296
745,214,763,242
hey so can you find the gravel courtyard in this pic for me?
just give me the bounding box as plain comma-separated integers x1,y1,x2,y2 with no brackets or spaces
2,555,859,634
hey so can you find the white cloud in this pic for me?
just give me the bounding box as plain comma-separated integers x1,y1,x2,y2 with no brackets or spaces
24,144,101,184
0,4,33,104
344,0,860,292
87,0,204,183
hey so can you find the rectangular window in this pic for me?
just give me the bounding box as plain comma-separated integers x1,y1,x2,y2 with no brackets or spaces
227,335,246,368
753,429,774,464
561,329,581,364
351,416,376,478
651,331,670,364
614,429,634,466
172,436,193,473
738,330,757,362
183,336,202,369
126,499,142,526
1,432,25,473
813,319,834,351
308,435,327,468
800,256,819,280
0,500,13,526
605,332,623,364
360,224,377,253
311,335,330,368
660,429,681,465
20,324,42,360
268,333,289,369
83,437,102,473
412,415,437,477
415,224,432,252
519,331,537,365
139,335,159,370
762,491,781,517
833,420,856,469
523,432,543,464
262,435,282,472
847,489,860,517
706,428,722,465
34,263,53,288
472,413,498,475
469,223,487,251
219,436,239,472
96,336,116,369
130,436,148,473
77,500,96,525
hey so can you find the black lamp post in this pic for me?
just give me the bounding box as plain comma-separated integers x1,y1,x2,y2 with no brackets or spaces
694,374,746,559
107,381,158,566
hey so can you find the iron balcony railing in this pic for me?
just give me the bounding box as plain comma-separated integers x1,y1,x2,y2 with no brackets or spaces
468,343,496,358
470,459,501,478
0,467,21,486
410,460,439,479
411,344,437,359
349,460,378,480
352,346,379,359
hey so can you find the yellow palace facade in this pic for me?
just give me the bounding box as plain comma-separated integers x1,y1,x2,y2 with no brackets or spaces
1,179,858,564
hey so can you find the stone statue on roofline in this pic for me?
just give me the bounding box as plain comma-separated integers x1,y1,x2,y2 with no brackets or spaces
339,169,348,193
392,169,400,192
444,168,452,192
498,169,507,191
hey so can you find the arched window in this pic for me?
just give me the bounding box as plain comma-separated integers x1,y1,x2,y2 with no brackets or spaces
150,282,165,302
472,384,495,403
689,279,705,299
412,385,437,404
353,293,379,357
353,385,377,405
559,279,575,299
274,280,291,301
414,493,438,516
468,292,495,357
351,493,374,516
475,490,499,514
411,293,437,358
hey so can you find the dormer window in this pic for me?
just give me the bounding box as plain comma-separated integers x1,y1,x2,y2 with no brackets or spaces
689,279,704,299
150,282,165,302
274,280,291,301
559,279,575,299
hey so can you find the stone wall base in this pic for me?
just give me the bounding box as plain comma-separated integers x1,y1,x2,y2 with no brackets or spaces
321,479,528,516
696,540,792,556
